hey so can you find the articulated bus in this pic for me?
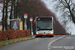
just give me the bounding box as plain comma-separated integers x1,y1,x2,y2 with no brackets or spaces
34,16,54,37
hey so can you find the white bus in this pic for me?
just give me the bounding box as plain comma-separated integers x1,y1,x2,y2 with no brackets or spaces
34,16,54,37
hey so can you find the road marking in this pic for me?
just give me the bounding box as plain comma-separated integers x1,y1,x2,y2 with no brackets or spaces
48,35,65,50
66,37,71,39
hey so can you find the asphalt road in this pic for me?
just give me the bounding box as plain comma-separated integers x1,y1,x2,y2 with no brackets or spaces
0,35,75,50
50,35,75,50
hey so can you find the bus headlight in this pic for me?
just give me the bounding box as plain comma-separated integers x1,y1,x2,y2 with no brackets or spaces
51,31,53,34
36,32,39,34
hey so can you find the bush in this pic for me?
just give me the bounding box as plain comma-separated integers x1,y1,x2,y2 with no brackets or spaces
0,30,30,42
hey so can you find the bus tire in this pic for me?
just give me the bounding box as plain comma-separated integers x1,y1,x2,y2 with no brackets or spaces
51,35,54,37
35,36,37,38
49,35,54,37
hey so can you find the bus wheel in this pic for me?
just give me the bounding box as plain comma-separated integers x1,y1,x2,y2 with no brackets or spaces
35,36,37,38
49,35,54,37
35,36,39,38
51,35,54,37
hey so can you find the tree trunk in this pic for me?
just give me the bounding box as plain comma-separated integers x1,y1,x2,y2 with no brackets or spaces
2,0,5,31
13,0,16,19
68,4,75,23
5,0,8,30
10,0,13,29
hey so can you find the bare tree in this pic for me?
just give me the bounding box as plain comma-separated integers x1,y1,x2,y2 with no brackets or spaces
51,0,75,34
1,0,20,30
54,0,75,23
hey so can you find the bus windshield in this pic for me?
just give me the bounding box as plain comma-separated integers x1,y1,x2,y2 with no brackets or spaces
36,18,52,30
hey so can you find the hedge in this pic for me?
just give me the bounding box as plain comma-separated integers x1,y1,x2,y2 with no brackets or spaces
0,30,30,42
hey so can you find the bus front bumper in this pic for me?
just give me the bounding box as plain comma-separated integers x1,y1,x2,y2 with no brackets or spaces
36,33,54,36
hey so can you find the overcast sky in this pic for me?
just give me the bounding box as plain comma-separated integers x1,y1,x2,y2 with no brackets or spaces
0,3,2,21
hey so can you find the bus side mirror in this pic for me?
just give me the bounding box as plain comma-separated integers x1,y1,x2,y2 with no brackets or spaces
54,21,55,24
34,20,36,24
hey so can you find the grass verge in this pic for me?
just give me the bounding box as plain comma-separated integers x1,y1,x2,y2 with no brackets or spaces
0,36,33,47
